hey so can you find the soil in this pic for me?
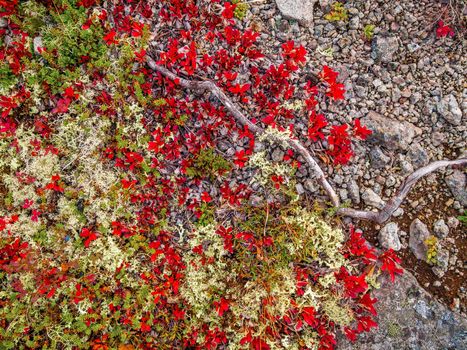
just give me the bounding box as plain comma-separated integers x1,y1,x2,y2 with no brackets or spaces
359,173,466,312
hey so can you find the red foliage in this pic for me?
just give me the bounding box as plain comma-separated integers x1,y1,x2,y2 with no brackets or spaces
436,20,454,38
379,249,403,282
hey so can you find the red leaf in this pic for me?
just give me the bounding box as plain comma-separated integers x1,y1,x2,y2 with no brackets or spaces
379,249,403,282
229,83,250,95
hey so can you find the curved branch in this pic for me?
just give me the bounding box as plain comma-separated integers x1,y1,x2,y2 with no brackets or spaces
338,158,467,223
146,56,340,206
146,56,466,224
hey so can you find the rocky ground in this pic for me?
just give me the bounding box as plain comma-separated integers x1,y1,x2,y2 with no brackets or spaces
244,0,465,348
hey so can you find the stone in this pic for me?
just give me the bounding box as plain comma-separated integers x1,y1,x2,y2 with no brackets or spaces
33,36,43,55
432,248,450,278
361,111,421,150
369,147,391,169
407,42,420,53
392,208,404,217
275,0,317,27
348,180,360,204
362,188,385,209
338,271,467,350
271,148,284,162
371,35,399,63
409,219,430,260
447,217,460,229
304,179,318,193
407,143,429,168
379,222,401,251
339,188,348,201
433,219,449,239
414,300,433,319
295,183,305,195
385,175,396,188
436,94,463,125
445,170,467,206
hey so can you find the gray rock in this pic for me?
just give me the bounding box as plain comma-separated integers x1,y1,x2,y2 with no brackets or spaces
271,148,284,162
362,188,385,209
362,111,422,150
414,300,433,319
409,219,430,260
249,195,263,207
407,42,420,53
432,248,450,278
385,175,397,188
338,271,467,350
433,219,449,239
371,35,399,63
445,170,467,206
437,94,463,125
295,183,305,195
348,180,360,204
275,0,317,26
379,222,401,251
335,182,346,196
407,143,429,168
447,216,460,229
33,36,43,55
304,179,318,193
392,207,404,217
369,147,391,169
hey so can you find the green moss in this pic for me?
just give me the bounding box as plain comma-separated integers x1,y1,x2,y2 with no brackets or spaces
186,148,232,180
363,24,375,41
324,2,348,22
232,0,249,20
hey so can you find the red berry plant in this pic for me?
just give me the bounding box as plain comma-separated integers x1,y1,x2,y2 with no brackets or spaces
0,1,402,349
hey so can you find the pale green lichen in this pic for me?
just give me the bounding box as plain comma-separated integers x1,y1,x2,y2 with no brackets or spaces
180,224,236,321
247,151,292,186
258,126,294,148
281,100,305,111
322,296,353,326
283,208,346,269
79,235,127,274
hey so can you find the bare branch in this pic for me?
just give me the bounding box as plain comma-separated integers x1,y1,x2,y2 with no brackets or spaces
146,56,340,206
146,56,467,224
338,158,467,223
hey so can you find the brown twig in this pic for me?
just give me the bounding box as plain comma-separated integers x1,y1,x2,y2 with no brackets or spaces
146,56,467,224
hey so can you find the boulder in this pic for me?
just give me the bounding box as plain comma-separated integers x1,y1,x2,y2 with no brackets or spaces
275,0,317,27
338,271,467,350
436,94,463,126
409,219,430,260
379,222,401,251
371,35,399,63
361,111,421,151
445,170,467,206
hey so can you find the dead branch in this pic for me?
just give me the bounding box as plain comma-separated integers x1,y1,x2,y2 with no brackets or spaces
147,56,340,206
146,56,467,224
337,158,467,223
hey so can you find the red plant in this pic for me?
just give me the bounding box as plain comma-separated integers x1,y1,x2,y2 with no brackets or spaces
436,20,454,38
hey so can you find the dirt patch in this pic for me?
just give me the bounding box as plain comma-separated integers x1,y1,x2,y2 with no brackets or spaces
359,173,466,312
